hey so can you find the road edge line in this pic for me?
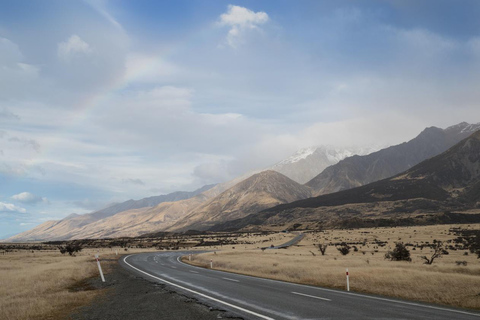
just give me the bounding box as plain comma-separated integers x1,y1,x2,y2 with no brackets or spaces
176,254,480,317
123,255,275,320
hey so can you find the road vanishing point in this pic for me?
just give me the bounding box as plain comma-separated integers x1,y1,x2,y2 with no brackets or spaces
121,251,480,320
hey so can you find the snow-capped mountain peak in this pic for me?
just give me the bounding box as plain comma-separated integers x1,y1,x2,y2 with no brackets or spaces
270,145,378,184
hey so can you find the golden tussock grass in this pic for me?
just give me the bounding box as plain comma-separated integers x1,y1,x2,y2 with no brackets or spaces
185,224,480,310
0,247,156,320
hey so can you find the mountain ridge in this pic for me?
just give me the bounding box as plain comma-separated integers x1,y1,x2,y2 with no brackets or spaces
165,170,312,232
306,122,480,196
211,130,480,232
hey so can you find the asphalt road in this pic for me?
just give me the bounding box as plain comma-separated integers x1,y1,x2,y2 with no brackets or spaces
121,251,480,320
265,232,305,249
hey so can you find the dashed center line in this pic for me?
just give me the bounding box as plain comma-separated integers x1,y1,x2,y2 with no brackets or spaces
189,270,199,274
292,292,331,301
222,277,240,282
171,266,177,269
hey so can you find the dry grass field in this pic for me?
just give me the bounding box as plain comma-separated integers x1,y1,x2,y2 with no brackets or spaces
0,247,156,320
185,224,480,310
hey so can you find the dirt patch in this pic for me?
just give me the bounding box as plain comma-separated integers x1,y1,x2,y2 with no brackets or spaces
69,258,241,320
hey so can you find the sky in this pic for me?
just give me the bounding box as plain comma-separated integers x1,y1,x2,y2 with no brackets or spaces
1,0,480,238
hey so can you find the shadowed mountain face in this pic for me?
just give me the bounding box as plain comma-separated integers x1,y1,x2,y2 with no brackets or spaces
306,122,480,196
166,170,312,232
211,131,480,231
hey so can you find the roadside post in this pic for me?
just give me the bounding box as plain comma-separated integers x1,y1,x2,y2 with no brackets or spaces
210,259,213,269
189,254,192,261
95,254,105,282
115,249,118,256
346,268,350,292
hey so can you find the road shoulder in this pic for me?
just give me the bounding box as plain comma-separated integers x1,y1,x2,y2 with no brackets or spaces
69,256,240,320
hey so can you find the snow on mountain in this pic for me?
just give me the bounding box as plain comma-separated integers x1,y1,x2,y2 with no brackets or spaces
276,147,317,165
271,145,378,184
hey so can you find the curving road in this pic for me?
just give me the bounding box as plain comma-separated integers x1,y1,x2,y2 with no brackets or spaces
264,232,305,250
121,251,480,320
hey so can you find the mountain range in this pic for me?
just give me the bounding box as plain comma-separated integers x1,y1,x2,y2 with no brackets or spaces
270,145,378,184
6,121,480,241
212,129,480,231
306,122,480,196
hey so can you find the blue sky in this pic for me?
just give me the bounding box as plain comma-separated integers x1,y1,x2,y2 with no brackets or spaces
1,0,480,238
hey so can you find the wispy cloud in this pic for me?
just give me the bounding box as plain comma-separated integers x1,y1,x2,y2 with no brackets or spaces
0,202,26,214
58,35,93,61
122,178,145,186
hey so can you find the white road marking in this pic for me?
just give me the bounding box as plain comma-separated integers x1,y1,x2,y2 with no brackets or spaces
177,254,480,318
171,266,177,269
292,291,331,301
222,277,240,283
189,270,199,274
123,256,275,320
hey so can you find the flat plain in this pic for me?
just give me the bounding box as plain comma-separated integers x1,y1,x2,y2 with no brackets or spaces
186,224,480,310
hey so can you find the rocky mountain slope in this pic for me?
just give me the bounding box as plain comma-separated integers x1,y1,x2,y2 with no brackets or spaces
211,130,480,231
6,184,216,241
306,122,480,196
270,145,377,184
166,170,312,232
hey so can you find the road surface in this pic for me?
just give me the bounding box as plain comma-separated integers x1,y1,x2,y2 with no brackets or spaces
121,251,480,320
264,232,305,249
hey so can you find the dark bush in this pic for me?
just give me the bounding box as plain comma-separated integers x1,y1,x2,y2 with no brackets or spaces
384,242,411,262
337,243,350,256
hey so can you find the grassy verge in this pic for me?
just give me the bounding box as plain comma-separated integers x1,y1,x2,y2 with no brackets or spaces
0,248,154,320
184,224,480,310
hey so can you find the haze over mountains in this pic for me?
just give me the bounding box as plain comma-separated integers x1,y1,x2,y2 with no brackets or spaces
270,145,378,184
6,122,480,241
213,129,480,232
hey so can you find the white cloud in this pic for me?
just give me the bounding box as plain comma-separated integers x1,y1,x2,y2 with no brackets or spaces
11,192,49,205
0,202,26,213
58,35,93,61
218,5,269,48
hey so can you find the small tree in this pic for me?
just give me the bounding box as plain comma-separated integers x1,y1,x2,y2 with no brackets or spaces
316,244,328,255
337,243,350,256
421,241,447,265
385,242,411,262
58,243,83,256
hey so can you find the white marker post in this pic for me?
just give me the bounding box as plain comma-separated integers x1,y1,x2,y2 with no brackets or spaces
95,254,105,282
210,259,213,269
115,249,118,256
189,254,192,261
346,268,350,292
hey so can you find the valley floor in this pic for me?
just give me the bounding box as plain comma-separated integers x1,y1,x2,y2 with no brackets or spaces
185,224,480,311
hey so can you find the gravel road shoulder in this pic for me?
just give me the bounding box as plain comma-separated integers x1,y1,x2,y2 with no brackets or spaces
70,256,240,320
